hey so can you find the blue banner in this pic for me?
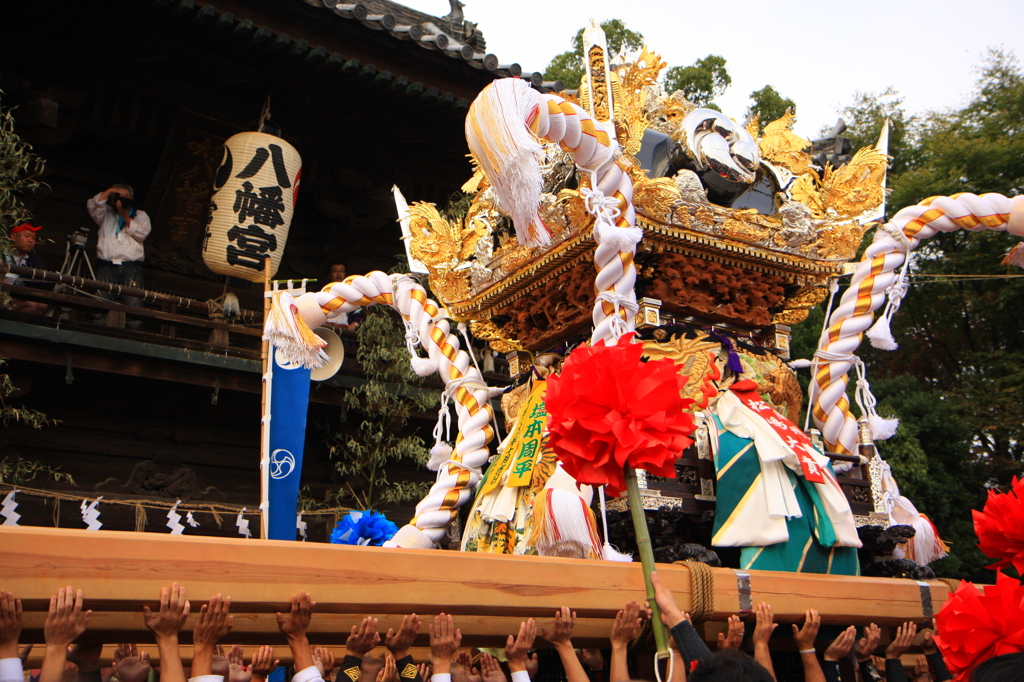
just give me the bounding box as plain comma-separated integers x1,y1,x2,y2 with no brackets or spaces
267,346,311,540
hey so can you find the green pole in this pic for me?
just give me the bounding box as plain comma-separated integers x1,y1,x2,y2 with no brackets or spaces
624,465,670,658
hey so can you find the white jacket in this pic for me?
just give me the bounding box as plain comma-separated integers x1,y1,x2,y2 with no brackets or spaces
87,193,151,262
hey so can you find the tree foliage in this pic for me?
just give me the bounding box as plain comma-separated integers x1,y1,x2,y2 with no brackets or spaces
328,305,438,510
664,55,731,108
746,85,796,132
542,19,644,89
833,87,916,176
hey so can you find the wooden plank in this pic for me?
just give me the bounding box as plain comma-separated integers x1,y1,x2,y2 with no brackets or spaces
0,527,950,630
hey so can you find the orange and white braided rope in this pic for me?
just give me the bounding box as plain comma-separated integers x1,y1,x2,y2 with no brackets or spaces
812,193,1024,455
271,271,498,547
466,77,639,344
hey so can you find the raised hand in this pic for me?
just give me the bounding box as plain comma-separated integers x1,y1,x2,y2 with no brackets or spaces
452,651,477,682
856,623,881,662
192,595,233,677
913,654,932,681
503,619,536,673
195,596,233,646
751,603,777,649
361,653,384,682
792,610,821,653
750,603,777,681
824,626,858,662
276,592,315,643
921,619,938,655
143,584,191,642
250,646,279,682
385,614,420,660
525,652,540,679
479,653,508,682
576,650,602,672
347,617,381,657
228,645,252,682
0,590,23,659
649,572,686,628
44,587,91,648
717,615,744,650
541,607,576,648
113,644,152,682
316,647,336,682
610,601,642,649
428,614,462,674
375,656,398,682
886,622,918,660
417,664,431,681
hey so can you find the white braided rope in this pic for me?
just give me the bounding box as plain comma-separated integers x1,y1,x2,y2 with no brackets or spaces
812,193,1024,455
283,271,496,545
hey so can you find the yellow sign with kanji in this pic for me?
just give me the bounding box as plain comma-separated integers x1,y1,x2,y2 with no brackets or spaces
479,380,547,495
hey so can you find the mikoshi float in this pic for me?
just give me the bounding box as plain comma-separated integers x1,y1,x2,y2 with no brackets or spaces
262,14,1023,626
4,20,1024,676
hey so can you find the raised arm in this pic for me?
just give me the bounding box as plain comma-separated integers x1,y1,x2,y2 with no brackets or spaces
192,595,233,679
276,592,316,674
0,591,24,682
248,647,278,682
884,622,917,682
41,588,92,682
386,614,422,682
608,601,642,682
503,618,537,682
650,572,710,666
542,608,587,682
792,610,824,682
821,626,857,682
429,614,462,680
750,603,777,681
143,584,190,682
921,620,950,682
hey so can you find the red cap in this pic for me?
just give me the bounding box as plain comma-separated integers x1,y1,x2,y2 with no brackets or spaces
11,222,41,234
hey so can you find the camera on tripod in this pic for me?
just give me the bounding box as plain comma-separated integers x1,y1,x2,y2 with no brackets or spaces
67,226,90,253
107,192,134,212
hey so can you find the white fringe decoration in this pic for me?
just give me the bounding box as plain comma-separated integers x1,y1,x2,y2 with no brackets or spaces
236,508,252,538
465,78,550,246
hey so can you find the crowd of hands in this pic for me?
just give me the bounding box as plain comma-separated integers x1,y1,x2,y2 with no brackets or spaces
0,572,947,682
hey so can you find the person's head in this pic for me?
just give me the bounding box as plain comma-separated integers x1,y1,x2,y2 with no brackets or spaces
972,652,1024,682
329,262,348,282
111,183,134,199
689,651,775,682
10,222,41,254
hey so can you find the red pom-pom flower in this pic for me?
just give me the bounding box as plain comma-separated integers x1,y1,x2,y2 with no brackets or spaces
973,476,1024,574
545,335,697,497
934,572,1024,681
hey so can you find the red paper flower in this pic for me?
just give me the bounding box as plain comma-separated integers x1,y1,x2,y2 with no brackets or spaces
934,572,1024,681
545,334,696,497
973,476,1024,574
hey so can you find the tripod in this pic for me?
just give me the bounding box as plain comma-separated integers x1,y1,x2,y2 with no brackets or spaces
49,227,98,320
58,227,96,280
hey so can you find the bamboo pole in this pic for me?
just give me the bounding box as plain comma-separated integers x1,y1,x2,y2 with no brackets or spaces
624,466,670,659
260,260,272,540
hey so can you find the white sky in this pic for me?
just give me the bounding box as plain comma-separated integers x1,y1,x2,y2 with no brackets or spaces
403,0,1024,139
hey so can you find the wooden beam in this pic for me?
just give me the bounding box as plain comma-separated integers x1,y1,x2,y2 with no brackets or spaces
0,527,951,634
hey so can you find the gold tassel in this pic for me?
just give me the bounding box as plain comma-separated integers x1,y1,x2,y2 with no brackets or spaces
52,497,60,528
134,503,147,532
210,506,223,528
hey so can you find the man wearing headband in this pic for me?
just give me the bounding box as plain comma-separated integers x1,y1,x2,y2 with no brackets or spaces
4,222,48,314
87,184,151,321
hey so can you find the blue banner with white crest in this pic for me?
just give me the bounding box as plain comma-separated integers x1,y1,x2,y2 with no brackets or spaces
267,345,311,540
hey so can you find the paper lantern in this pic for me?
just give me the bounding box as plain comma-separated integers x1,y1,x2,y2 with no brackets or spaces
202,131,302,282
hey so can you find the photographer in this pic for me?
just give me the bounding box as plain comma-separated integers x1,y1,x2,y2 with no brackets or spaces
86,184,151,317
